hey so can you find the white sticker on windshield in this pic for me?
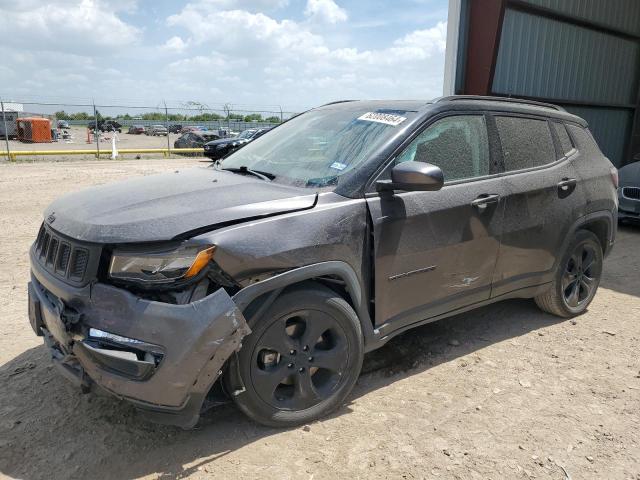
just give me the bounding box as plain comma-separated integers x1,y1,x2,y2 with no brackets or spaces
357,112,407,126
330,161,347,171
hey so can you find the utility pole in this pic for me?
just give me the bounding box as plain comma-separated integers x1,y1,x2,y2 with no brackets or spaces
1,100,10,161
224,103,231,134
93,101,100,158
164,100,171,156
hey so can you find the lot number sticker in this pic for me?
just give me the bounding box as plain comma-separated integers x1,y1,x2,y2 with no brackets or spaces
358,112,407,126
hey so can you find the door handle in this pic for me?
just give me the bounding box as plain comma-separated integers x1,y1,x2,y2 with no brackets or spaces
557,178,577,193
471,194,500,210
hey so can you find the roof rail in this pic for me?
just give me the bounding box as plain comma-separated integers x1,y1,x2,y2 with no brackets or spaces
320,100,358,106
436,95,566,112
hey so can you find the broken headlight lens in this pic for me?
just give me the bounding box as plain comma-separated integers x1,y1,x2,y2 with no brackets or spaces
108,244,215,284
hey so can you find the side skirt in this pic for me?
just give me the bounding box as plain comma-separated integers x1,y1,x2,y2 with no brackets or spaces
367,281,551,351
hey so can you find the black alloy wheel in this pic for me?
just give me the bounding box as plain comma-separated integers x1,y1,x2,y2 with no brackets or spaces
535,230,603,318
562,243,598,308
251,309,349,411
225,283,363,427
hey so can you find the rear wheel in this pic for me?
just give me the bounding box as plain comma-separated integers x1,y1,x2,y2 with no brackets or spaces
225,284,363,427
535,230,603,317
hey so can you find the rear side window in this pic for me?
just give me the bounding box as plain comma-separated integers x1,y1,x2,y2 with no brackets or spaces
566,125,603,156
495,116,556,171
396,115,490,182
552,122,574,157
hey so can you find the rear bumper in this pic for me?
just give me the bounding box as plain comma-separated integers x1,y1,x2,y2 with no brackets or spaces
29,250,250,428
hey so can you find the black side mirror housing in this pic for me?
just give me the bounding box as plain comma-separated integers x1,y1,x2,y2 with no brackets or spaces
376,161,444,192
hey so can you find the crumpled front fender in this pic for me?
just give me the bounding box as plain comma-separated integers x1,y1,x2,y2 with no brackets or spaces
73,284,251,427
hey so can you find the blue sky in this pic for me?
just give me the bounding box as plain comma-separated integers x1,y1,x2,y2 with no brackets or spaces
0,0,449,112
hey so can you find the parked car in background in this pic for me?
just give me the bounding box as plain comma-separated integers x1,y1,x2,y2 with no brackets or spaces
146,125,168,136
203,128,272,160
127,125,146,135
101,120,122,133
168,124,183,134
174,131,221,149
180,126,201,134
28,97,616,430
618,161,640,223
57,120,70,130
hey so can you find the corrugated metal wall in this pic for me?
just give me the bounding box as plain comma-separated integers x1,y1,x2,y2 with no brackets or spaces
494,10,639,104
517,0,640,37
565,107,633,164
491,5,640,167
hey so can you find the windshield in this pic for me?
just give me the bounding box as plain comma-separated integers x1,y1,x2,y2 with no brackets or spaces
221,107,415,188
237,129,256,139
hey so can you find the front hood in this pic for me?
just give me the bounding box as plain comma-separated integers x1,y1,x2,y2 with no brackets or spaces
44,167,317,243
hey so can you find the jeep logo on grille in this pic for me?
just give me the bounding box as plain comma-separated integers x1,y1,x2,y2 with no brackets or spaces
46,212,56,224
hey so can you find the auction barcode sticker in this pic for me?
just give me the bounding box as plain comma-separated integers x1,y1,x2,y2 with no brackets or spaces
357,112,407,126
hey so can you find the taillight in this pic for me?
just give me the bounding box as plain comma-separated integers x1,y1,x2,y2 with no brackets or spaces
610,166,619,188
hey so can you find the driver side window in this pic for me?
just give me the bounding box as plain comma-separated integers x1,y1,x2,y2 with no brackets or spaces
396,115,490,182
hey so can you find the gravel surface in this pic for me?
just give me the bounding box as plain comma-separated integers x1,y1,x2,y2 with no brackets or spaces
0,159,638,480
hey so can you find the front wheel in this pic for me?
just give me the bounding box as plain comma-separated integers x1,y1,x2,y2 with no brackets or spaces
225,283,364,427
535,230,603,317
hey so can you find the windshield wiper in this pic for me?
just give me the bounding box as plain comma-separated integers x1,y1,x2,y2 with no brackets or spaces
221,165,275,181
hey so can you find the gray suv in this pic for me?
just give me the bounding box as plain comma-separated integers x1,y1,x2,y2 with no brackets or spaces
28,96,618,428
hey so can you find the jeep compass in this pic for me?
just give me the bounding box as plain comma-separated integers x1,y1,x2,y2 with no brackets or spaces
28,96,618,428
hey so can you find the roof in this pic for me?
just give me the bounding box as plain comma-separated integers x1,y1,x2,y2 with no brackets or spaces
315,99,428,112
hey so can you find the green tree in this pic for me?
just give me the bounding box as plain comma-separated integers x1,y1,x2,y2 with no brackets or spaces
265,116,281,123
243,113,263,122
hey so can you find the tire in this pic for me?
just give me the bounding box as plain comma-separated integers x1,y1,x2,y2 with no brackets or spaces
225,283,364,427
534,230,603,318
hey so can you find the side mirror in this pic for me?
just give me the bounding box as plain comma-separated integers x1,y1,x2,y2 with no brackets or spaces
376,161,444,192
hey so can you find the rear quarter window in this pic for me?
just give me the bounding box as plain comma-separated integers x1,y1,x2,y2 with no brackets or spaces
566,124,603,157
495,116,556,171
552,122,574,157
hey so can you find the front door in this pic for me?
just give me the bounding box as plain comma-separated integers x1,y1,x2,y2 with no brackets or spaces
366,113,507,331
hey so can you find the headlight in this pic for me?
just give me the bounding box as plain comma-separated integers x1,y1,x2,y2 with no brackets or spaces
109,244,215,284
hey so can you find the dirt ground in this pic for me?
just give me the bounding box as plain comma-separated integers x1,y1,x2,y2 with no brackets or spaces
0,159,638,480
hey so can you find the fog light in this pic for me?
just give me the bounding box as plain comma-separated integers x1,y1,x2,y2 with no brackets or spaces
89,328,145,346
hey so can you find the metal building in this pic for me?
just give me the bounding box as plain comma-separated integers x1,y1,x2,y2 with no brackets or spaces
443,0,640,168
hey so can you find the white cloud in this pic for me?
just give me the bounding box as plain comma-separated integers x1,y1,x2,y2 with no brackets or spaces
168,8,326,57
304,0,347,24
163,36,188,53
167,53,247,72
173,0,289,13
165,2,447,107
0,0,447,109
0,0,140,54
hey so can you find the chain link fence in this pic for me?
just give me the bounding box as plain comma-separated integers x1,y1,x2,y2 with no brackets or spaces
0,98,298,161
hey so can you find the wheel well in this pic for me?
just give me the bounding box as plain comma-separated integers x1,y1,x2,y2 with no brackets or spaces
579,219,609,254
242,277,356,325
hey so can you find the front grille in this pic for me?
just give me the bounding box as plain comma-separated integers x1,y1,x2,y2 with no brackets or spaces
623,187,640,200
33,223,97,284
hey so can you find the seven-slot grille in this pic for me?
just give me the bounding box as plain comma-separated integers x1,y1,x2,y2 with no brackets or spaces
34,223,91,282
623,187,640,200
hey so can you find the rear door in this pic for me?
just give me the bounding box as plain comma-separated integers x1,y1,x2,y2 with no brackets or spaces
366,113,508,330
491,115,586,296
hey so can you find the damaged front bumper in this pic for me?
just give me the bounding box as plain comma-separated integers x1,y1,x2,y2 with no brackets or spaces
28,254,250,428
